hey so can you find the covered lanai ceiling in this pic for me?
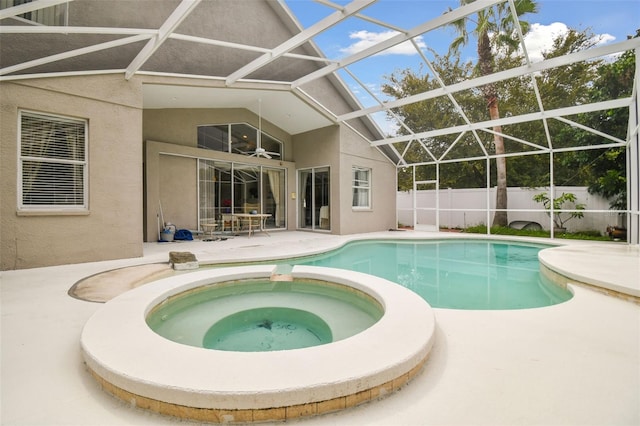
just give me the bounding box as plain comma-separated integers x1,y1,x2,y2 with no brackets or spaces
0,0,638,167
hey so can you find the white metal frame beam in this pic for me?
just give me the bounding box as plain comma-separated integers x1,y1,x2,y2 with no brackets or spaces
124,0,202,80
315,0,406,33
338,37,640,123
370,98,632,146
0,25,156,35
0,25,337,65
225,0,375,85
628,48,640,244
0,34,151,76
291,0,498,88
170,33,337,64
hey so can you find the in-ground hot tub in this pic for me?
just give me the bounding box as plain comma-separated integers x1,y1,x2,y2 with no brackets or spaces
146,277,384,352
81,265,435,423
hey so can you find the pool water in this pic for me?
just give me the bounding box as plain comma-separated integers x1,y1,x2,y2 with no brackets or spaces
279,240,572,310
147,279,383,351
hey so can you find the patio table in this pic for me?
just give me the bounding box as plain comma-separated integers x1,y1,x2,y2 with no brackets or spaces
232,213,271,237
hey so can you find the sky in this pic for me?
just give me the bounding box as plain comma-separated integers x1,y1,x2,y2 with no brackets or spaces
284,0,639,132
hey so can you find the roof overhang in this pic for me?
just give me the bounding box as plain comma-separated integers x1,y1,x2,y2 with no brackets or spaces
142,84,335,135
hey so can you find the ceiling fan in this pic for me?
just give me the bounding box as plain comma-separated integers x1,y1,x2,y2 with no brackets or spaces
246,98,281,159
249,146,280,159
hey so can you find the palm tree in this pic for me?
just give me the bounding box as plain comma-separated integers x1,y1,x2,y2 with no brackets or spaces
448,0,538,227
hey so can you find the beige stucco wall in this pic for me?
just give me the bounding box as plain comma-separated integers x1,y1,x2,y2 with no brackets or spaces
338,126,397,234
291,124,396,234
0,75,143,270
292,126,341,232
158,155,198,232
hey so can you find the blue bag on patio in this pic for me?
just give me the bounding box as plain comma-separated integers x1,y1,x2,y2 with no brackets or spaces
173,229,193,241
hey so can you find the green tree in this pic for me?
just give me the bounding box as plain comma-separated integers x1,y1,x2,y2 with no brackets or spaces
385,25,632,215
581,30,638,209
505,28,602,187
382,51,486,190
448,0,538,226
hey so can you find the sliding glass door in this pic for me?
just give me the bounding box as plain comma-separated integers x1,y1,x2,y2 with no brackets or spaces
298,167,330,231
198,159,286,231
198,160,231,224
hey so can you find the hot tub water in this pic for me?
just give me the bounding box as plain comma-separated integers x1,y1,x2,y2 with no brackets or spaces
202,307,333,351
147,278,383,351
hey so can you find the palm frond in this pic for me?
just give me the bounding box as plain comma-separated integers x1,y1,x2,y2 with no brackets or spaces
449,35,469,54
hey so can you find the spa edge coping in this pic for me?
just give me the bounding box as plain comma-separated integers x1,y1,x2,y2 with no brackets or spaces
80,265,435,411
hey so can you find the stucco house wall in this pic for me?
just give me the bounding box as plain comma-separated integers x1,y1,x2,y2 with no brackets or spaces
291,123,397,234
338,126,397,234
292,125,342,232
158,154,198,232
0,74,143,269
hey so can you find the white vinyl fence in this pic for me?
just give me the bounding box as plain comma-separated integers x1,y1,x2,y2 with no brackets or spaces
397,186,623,234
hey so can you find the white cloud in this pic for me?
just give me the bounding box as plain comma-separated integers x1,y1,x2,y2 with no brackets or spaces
339,30,427,56
523,22,616,62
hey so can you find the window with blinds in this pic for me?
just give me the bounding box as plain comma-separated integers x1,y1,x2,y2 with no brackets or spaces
352,166,371,209
18,111,88,211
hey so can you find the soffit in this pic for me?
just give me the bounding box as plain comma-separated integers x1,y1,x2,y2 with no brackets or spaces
142,85,333,135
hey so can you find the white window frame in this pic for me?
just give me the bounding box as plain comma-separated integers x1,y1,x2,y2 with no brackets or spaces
197,123,283,158
352,166,371,209
17,110,88,213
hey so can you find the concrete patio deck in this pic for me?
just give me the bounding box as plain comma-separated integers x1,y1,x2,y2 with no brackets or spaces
1,231,639,425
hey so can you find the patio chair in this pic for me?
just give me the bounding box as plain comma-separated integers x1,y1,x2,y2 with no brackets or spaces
238,203,260,232
221,214,239,232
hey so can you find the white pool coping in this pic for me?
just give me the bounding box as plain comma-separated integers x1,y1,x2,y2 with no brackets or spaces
539,243,640,298
80,265,435,415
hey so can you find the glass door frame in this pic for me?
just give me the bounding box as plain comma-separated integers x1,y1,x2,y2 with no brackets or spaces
198,158,287,233
297,166,330,231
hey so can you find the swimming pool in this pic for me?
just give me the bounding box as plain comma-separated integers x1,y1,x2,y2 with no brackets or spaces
271,240,572,310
